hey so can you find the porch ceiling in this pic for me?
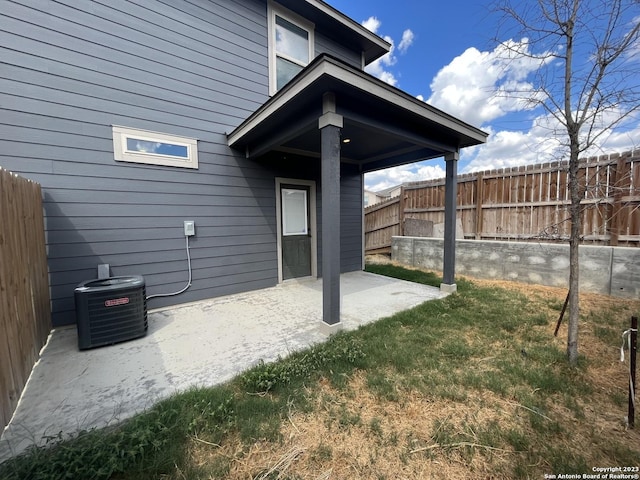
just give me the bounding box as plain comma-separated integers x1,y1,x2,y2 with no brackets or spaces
227,54,487,172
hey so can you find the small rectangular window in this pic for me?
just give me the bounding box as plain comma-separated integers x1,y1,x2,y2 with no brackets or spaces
112,126,198,169
125,138,189,159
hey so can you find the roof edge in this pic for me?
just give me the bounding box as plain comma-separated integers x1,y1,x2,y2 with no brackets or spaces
320,56,488,143
304,0,391,64
228,54,488,149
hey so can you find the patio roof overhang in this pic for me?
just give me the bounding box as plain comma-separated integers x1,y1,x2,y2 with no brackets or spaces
227,54,487,332
228,54,487,173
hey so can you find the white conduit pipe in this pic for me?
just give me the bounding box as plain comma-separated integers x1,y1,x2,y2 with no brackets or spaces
146,235,192,300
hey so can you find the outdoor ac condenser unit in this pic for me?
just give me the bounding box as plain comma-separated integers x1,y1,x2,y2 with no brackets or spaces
74,275,147,350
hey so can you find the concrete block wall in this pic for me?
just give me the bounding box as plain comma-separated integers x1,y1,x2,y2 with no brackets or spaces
391,236,640,298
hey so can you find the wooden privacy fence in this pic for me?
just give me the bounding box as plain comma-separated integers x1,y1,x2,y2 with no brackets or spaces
0,167,51,431
365,151,640,254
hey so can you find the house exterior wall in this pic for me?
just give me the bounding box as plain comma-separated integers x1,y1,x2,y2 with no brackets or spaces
315,31,362,68
1,0,364,326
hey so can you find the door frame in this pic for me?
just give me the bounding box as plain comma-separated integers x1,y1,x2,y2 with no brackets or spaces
275,177,317,283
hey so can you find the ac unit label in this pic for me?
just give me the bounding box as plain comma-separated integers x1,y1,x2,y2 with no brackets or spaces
105,297,130,307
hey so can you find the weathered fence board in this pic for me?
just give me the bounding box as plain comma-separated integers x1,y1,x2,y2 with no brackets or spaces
0,167,51,431
364,196,401,254
365,151,640,254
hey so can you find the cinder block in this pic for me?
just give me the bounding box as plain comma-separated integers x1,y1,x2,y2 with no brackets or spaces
413,238,443,270
611,246,640,298
578,245,611,295
391,236,414,265
389,237,637,298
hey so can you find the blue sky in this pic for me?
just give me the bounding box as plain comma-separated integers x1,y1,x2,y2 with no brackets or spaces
326,0,640,191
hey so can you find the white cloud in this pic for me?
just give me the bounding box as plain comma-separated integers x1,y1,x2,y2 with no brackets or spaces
461,110,640,173
361,17,414,87
364,163,446,191
624,15,640,60
595,123,640,153
362,16,381,33
579,107,640,154
426,40,552,127
461,121,564,173
398,29,414,54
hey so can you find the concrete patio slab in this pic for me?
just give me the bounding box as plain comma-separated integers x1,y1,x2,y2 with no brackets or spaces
0,271,445,461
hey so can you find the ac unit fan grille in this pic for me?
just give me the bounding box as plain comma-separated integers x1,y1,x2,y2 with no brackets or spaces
85,287,147,347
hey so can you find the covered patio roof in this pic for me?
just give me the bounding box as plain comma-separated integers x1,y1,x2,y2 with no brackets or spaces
228,54,487,331
228,54,487,172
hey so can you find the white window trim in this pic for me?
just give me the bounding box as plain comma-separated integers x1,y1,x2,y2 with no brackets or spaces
112,125,198,169
267,1,315,96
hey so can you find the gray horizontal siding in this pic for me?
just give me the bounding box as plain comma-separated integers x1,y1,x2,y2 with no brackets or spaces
41,215,275,231
46,234,277,259
3,1,268,103
0,78,246,134
316,31,362,68
42,202,274,220
46,225,277,245
50,250,275,284
48,243,277,274
1,0,367,326
0,151,276,188
42,189,276,208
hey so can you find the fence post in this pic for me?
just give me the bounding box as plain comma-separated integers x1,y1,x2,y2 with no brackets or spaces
609,156,627,246
629,316,637,428
398,185,405,236
475,173,484,240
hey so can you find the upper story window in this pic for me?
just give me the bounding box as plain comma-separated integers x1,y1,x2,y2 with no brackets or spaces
268,2,314,95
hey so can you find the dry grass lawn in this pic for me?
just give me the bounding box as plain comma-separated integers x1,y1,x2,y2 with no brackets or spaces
184,260,640,480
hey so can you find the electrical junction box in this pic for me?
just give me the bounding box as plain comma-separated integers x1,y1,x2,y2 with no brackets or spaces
184,220,196,236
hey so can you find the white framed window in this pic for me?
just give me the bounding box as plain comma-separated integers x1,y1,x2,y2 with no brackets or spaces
112,125,198,169
281,188,308,236
268,2,315,95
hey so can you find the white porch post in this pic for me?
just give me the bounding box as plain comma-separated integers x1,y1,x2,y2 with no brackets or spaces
319,92,343,334
441,150,459,293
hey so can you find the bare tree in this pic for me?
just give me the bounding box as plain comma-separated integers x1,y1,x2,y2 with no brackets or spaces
494,0,640,364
